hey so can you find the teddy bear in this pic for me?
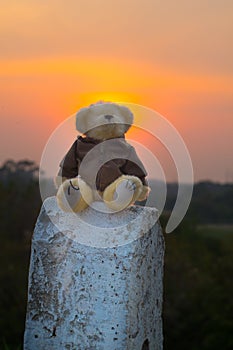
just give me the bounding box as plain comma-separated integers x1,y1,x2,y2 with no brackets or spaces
56,102,150,213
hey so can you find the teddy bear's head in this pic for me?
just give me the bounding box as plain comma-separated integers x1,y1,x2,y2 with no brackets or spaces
76,102,134,140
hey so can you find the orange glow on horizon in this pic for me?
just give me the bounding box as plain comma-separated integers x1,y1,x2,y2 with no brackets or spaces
1,0,233,183
2,55,232,133
1,57,232,95
72,91,142,109
1,56,232,128
2,55,232,151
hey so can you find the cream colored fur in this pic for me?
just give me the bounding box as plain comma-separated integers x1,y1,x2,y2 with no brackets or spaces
56,177,93,212
137,185,151,201
77,177,93,209
76,102,133,138
57,102,150,212
103,175,143,211
54,175,65,189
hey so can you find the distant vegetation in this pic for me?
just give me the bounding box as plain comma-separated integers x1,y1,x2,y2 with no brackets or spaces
165,181,233,225
0,159,233,349
0,160,42,349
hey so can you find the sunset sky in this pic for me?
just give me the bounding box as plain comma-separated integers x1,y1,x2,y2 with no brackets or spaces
1,0,233,183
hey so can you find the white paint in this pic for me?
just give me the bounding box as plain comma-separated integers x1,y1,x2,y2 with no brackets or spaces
24,197,164,350
41,197,159,248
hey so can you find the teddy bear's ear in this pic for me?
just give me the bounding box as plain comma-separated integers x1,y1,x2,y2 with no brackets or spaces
118,105,134,132
76,107,89,134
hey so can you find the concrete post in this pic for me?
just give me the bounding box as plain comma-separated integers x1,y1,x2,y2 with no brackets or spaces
24,197,164,350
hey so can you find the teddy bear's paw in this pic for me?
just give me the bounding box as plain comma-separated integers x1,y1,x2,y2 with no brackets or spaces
137,185,151,201
124,179,137,192
56,178,91,212
113,179,135,208
103,175,143,211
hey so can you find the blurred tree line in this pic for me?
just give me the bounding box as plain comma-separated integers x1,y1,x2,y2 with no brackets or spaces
0,160,42,349
161,218,233,350
0,159,233,349
164,181,233,224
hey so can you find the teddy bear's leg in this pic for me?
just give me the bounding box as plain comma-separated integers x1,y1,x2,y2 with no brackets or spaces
103,175,143,211
56,177,93,212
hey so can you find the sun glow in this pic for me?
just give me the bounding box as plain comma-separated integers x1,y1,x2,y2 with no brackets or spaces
76,91,141,108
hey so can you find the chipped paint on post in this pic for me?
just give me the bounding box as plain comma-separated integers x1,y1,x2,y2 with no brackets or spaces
24,197,164,350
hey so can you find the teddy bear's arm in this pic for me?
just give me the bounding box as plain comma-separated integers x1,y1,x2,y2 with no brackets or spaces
56,140,79,184
120,146,150,201
121,146,148,185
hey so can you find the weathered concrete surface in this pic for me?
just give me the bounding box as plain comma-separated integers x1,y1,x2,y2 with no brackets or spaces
24,197,164,350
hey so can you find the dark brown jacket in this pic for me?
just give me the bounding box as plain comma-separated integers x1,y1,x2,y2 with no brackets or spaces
58,136,148,192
